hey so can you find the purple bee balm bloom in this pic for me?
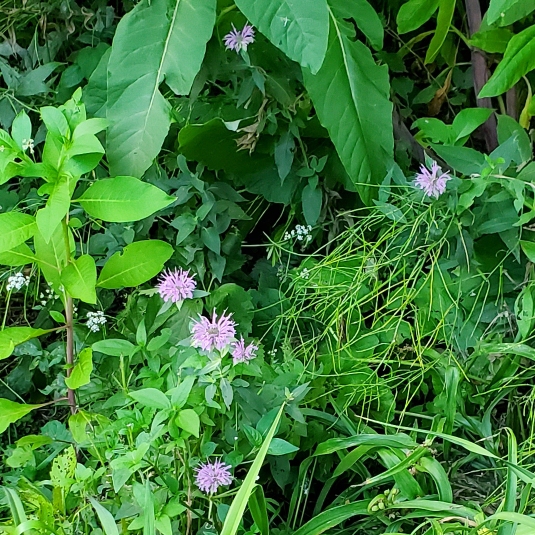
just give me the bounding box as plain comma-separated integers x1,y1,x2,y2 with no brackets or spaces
195,459,233,494
414,161,452,198
191,310,236,352
223,23,255,53
232,336,258,365
157,268,196,303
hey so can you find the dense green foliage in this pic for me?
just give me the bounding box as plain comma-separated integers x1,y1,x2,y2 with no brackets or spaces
2,0,535,534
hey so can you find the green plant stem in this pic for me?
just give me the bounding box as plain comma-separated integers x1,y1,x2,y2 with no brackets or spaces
62,218,77,415
65,295,76,415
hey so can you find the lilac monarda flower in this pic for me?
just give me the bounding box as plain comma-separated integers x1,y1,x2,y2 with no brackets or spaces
157,268,196,304
191,310,236,352
232,336,258,365
414,161,452,198
223,23,255,53
195,459,233,494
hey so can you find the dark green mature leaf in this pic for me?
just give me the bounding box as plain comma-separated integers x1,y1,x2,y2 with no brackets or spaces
77,176,175,222
107,0,216,177
0,212,37,254
425,0,455,64
302,0,393,205
487,0,535,26
397,0,439,34
479,25,535,98
84,48,110,118
431,145,486,175
97,240,173,288
234,0,329,73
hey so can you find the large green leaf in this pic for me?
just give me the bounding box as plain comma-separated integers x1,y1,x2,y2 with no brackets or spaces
0,243,36,266
61,255,97,304
77,176,175,222
234,0,329,73
106,0,216,177
35,175,71,243
34,224,70,293
302,0,393,205
487,0,535,26
97,240,173,289
424,0,455,64
397,0,440,34
479,25,535,98
0,327,49,361
0,399,43,434
0,212,37,254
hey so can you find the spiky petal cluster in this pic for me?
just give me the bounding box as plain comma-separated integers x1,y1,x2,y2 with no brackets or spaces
414,162,452,198
195,459,233,494
191,310,236,352
231,336,258,365
223,23,255,53
157,268,196,304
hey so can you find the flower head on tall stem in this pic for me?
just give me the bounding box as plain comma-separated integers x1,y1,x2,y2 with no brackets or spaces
414,161,452,198
223,23,255,53
157,268,196,304
231,336,258,365
191,310,236,352
195,459,233,494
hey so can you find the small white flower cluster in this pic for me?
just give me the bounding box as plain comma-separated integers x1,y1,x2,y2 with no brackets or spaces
86,311,107,332
298,268,310,279
22,138,34,153
39,286,59,306
6,272,30,292
283,224,313,244
267,348,278,357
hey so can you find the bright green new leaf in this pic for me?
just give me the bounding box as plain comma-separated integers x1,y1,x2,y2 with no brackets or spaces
0,327,48,361
425,0,456,64
397,0,439,34
0,243,36,266
521,241,535,262
77,176,175,222
0,212,37,254
130,388,170,410
11,110,32,150
176,409,200,437
487,0,535,26
0,399,43,434
36,175,71,243
234,0,329,73
61,255,97,304
65,348,93,390
40,106,69,138
97,240,173,289
34,224,70,293
479,25,535,98
106,0,216,177
302,1,393,205
469,28,513,54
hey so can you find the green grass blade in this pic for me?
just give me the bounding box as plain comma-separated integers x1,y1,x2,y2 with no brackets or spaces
249,485,269,535
220,404,285,535
292,501,371,535
88,498,119,535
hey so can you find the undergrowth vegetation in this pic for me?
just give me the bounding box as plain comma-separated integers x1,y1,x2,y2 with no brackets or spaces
2,0,535,534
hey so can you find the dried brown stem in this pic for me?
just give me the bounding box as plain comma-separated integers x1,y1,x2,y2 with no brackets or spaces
465,0,498,152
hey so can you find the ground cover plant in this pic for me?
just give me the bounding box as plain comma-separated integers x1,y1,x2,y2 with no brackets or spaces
2,0,535,534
